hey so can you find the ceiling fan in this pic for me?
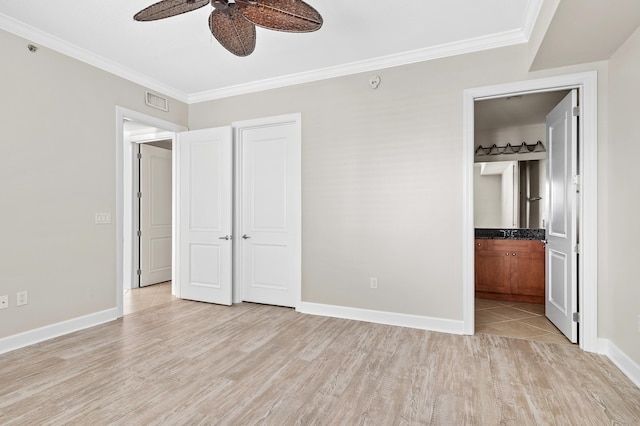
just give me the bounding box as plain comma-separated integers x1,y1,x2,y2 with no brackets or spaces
133,0,323,57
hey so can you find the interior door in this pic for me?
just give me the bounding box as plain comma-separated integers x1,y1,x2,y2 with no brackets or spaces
139,143,173,287
178,127,233,305
545,90,578,343
239,122,300,307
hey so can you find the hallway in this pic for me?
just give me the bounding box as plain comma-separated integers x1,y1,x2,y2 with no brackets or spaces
123,281,176,315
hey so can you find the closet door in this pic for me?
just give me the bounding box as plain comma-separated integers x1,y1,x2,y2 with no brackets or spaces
236,118,301,308
177,127,233,305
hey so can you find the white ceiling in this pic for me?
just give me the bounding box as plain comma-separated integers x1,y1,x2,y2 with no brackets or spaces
0,0,541,103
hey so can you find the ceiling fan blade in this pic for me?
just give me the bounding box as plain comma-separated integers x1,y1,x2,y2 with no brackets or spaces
236,0,323,33
209,6,256,57
134,0,209,21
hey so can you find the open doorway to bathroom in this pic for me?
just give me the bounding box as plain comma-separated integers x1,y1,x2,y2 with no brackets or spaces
472,90,574,345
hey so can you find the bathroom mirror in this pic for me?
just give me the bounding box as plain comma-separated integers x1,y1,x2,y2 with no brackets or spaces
474,160,546,229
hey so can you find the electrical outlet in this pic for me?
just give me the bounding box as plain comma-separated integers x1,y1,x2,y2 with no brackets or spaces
17,291,28,306
0,295,8,310
370,277,378,289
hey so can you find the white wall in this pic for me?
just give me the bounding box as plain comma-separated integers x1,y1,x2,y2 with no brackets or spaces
474,165,502,228
0,29,188,339
605,26,640,365
189,44,608,323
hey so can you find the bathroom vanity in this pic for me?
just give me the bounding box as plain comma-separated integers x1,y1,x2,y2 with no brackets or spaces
474,229,545,304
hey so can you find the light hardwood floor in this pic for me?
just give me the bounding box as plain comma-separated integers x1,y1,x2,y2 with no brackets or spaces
123,281,176,315
1,298,639,424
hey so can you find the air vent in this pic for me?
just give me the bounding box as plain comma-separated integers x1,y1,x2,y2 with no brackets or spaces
145,91,169,112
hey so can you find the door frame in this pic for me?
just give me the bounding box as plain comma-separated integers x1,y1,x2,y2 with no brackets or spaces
232,113,302,307
115,106,187,317
462,72,598,352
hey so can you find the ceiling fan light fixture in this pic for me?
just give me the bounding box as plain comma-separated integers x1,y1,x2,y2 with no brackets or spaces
133,0,323,56
209,4,256,57
235,0,323,33
134,0,209,21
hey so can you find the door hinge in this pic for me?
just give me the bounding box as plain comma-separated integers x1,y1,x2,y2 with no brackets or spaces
572,175,581,193
137,152,142,159
575,244,581,254
572,106,580,117
137,230,142,237
572,312,580,323
137,269,142,276
137,192,142,198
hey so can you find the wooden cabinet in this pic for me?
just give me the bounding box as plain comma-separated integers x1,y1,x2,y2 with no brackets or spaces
475,239,545,304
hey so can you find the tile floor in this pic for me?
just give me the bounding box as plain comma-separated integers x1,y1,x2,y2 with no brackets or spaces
475,298,572,345
123,281,177,315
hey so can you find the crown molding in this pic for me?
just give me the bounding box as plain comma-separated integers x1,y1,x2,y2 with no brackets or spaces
521,0,545,41
0,12,189,103
2,3,542,106
189,28,529,103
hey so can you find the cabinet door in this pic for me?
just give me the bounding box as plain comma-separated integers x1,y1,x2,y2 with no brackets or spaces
475,249,511,293
510,244,545,297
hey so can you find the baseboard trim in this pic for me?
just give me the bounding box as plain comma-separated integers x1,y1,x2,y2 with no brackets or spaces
598,338,640,388
0,308,119,355
297,302,465,335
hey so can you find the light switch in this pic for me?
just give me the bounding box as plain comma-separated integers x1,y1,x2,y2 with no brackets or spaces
95,213,111,224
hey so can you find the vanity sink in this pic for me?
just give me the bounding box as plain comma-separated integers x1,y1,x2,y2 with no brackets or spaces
474,228,545,240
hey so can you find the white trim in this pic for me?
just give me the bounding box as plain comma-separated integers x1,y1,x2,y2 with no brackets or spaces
0,3,542,104
0,13,188,103
231,113,302,308
462,71,598,352
298,302,465,335
598,338,640,388
116,107,187,318
189,30,528,103
0,308,117,355
521,0,545,41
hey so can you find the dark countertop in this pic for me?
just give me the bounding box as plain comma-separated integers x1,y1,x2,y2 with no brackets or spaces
475,228,545,240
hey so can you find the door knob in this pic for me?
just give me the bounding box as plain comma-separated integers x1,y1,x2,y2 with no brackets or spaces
219,235,231,240
242,234,251,239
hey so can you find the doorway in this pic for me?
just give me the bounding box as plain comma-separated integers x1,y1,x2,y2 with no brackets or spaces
116,107,187,318
462,72,599,353
472,90,573,344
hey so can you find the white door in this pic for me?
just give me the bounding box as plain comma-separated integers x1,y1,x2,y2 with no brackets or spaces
139,144,173,286
238,121,300,307
178,127,233,305
545,90,578,343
